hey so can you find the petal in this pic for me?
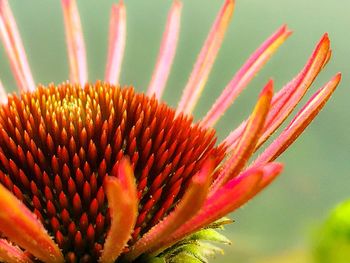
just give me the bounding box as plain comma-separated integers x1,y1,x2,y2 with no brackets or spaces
126,159,213,260
201,25,291,127
256,33,331,148
99,158,138,263
0,79,7,104
222,33,331,151
0,183,64,262
176,0,235,115
210,80,273,193
254,73,341,165
105,0,126,85
0,0,35,92
0,239,33,263
61,0,87,86
158,163,282,250
147,0,182,100
251,162,283,193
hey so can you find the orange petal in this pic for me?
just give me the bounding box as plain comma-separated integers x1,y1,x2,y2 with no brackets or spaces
105,0,126,85
99,158,138,263
210,80,273,193
0,183,64,262
61,0,87,86
176,0,235,115
222,33,331,152
147,0,182,100
0,239,33,263
0,80,7,104
254,73,341,165
202,25,291,127
126,159,213,261
0,0,35,92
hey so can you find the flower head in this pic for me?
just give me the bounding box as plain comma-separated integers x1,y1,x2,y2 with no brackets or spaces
0,0,341,262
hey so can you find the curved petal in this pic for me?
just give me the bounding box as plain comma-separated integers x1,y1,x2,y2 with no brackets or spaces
126,159,213,260
0,183,64,262
210,80,273,193
156,162,282,252
254,73,341,165
99,158,138,263
222,33,331,151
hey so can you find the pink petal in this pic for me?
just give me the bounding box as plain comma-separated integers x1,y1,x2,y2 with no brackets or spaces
222,33,331,151
61,0,87,86
99,158,138,263
256,162,284,190
0,80,7,104
0,239,33,263
0,0,35,92
254,73,341,165
126,159,213,260
147,0,182,100
176,0,235,115
201,25,291,128
210,80,273,194
256,33,331,148
0,183,64,262
105,0,126,85
162,162,283,248
159,162,282,250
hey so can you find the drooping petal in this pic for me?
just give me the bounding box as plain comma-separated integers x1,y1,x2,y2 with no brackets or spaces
0,239,33,263
210,80,273,193
0,80,7,104
256,33,331,148
0,0,35,92
99,158,138,263
0,183,64,262
222,33,331,151
105,0,126,85
176,0,235,115
201,25,291,128
126,159,213,261
254,73,341,165
255,162,283,191
157,162,282,251
61,0,87,86
147,0,182,100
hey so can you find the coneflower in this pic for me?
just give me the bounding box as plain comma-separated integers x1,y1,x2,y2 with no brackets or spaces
0,0,341,262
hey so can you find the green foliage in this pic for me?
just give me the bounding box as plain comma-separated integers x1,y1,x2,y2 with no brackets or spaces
313,200,350,263
140,218,233,263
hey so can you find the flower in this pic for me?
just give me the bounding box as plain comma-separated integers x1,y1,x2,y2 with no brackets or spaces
0,0,341,262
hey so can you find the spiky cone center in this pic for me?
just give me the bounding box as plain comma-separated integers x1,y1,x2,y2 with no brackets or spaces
0,82,226,262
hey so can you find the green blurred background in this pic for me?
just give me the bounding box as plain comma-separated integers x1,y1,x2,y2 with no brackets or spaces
1,1,349,262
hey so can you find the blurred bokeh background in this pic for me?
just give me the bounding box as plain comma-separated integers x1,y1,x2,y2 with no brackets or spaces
1,1,349,262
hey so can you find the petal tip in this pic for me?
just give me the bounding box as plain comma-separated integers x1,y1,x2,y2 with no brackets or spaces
173,0,183,8
334,72,342,82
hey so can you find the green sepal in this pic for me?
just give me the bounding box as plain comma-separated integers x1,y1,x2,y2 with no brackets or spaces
142,217,233,263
